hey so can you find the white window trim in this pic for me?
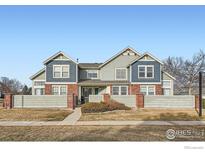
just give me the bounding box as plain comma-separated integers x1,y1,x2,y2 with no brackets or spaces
87,70,99,79
112,86,128,95
162,80,171,88
138,65,154,79
53,65,70,79
52,85,67,95
115,68,128,80
140,85,155,95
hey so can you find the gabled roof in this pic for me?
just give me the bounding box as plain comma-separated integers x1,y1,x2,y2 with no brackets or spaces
162,71,176,80
129,52,164,66
43,51,78,65
99,46,141,68
79,63,103,69
30,68,45,80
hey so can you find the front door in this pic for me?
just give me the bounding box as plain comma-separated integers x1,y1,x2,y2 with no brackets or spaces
82,87,93,103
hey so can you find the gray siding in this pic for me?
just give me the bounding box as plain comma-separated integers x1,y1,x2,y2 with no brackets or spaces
14,95,67,108
131,61,161,83
144,95,195,108
46,60,77,82
100,54,139,81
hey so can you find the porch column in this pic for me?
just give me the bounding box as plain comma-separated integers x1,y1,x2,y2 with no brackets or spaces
78,86,81,102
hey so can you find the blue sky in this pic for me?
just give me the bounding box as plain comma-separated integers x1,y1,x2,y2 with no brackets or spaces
0,6,205,86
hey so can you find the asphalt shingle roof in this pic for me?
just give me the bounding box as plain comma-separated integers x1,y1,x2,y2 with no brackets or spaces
78,79,130,86
79,63,103,69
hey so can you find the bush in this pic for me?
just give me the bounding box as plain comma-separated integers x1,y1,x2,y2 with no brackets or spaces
203,99,205,109
81,103,108,113
81,101,131,113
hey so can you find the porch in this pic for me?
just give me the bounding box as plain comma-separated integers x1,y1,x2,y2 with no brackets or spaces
78,79,130,104
79,86,108,103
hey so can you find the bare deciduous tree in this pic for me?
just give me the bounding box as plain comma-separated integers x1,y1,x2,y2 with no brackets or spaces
163,50,205,95
0,77,23,94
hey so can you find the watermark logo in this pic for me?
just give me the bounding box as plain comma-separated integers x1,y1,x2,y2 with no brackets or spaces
166,129,176,140
166,128,205,140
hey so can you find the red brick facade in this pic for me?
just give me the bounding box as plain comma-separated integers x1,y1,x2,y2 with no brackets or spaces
155,84,163,95
67,84,78,96
130,84,140,95
45,84,52,95
130,84,163,95
45,84,78,96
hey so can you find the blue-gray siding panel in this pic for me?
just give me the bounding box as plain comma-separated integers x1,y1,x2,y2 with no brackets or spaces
46,60,77,82
131,61,161,82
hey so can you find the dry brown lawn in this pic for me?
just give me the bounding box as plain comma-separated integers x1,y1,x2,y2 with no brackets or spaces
0,108,72,121
0,125,204,141
80,109,205,121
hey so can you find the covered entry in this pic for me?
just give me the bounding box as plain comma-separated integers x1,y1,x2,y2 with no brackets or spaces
81,86,106,103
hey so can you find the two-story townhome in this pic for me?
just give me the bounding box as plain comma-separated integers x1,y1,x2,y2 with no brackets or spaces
30,47,175,103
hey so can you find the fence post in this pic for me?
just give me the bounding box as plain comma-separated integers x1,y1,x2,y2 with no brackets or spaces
67,94,75,110
3,93,13,109
195,95,200,112
136,93,144,108
103,94,111,104
199,72,202,117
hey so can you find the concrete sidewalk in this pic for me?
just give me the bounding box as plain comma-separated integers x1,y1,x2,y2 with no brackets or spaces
61,107,82,125
0,120,205,126
76,121,205,126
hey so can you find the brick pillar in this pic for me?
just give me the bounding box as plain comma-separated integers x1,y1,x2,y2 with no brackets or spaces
130,84,140,95
155,84,163,95
103,94,110,104
67,94,75,110
4,94,13,109
45,84,52,95
136,93,144,108
195,95,199,110
67,84,78,96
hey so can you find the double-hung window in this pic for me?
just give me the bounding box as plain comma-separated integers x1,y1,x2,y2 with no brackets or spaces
112,86,128,95
34,81,45,86
163,80,172,96
115,68,127,80
87,70,98,79
138,65,154,78
112,87,120,95
62,66,69,78
52,86,59,95
53,65,70,78
54,66,61,78
140,85,155,95
52,85,67,95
